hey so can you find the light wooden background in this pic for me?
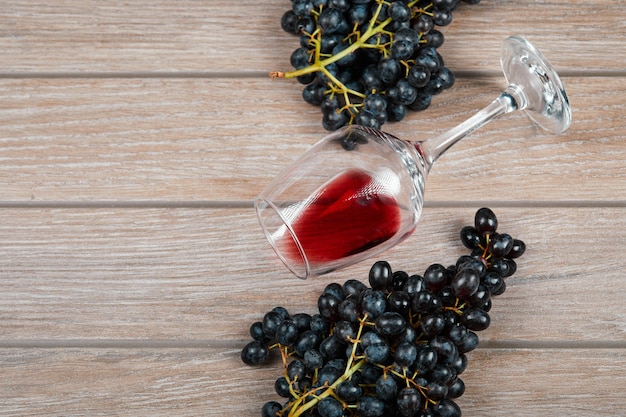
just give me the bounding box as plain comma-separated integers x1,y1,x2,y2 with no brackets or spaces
1,0,625,416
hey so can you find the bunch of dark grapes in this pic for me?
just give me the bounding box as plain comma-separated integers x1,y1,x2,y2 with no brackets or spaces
241,207,525,417
272,0,481,131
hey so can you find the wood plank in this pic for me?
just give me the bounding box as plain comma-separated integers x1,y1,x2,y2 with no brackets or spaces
1,207,625,342
0,1,623,74
0,76,624,202
0,347,624,416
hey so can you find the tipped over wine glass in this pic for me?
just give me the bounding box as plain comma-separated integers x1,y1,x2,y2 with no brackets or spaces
255,36,571,279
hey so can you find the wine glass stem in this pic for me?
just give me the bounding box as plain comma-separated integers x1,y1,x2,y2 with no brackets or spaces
418,85,525,170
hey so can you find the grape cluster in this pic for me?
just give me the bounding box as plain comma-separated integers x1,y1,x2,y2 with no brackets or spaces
241,208,525,417
273,0,480,131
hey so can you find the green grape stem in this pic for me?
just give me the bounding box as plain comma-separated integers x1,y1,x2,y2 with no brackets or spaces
270,0,429,80
279,1,393,80
284,316,371,417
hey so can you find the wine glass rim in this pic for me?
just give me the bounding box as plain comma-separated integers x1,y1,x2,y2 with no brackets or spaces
254,197,310,279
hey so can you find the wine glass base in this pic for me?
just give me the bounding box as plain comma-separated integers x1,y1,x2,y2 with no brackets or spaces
501,36,572,134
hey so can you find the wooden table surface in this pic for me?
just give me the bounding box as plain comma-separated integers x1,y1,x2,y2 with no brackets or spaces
1,0,625,416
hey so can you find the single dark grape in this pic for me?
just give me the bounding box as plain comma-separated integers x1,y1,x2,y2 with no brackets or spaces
489,233,514,258
337,379,364,402
407,92,432,110
388,1,411,22
387,290,411,315
415,49,442,74
395,341,418,368
317,7,347,34
249,321,269,342
354,109,382,129
390,78,418,105
331,0,351,11
420,313,446,337
262,311,283,338
275,319,299,346
475,207,498,234
415,345,438,373
413,13,434,33
509,238,527,259
489,258,513,277
424,29,445,47
292,0,314,16
292,313,312,331
363,94,388,117
360,289,387,318
261,401,283,417
375,374,398,401
318,363,343,385
364,340,391,364
391,39,415,60
274,376,291,398
287,359,307,382
424,263,449,291
460,225,482,249
338,297,361,323
334,320,357,343
343,278,368,299
396,387,422,417
392,270,409,290
451,269,480,299
403,274,426,296
462,307,491,331
377,57,402,85
375,311,407,335
433,8,453,26
302,82,326,105
437,66,456,89
281,10,299,34
295,330,323,356
318,397,343,417
430,336,459,365
318,292,341,321
394,27,420,45
310,313,330,334
358,396,386,417
451,352,468,375
368,261,394,289
349,4,370,25
324,282,345,300
447,377,466,398
426,381,448,400
425,76,445,95
241,340,270,365
319,333,346,360
407,64,431,88
428,364,456,385
304,348,324,370
434,398,462,417
290,47,311,69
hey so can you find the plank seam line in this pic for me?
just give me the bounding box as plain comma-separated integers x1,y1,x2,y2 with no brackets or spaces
0,70,623,79
1,339,625,350
0,201,625,209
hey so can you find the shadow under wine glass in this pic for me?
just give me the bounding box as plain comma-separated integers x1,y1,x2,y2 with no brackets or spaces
256,36,572,279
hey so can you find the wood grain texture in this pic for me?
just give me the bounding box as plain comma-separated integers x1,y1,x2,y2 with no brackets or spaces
1,77,625,202
1,0,625,415
1,207,624,343
0,0,624,73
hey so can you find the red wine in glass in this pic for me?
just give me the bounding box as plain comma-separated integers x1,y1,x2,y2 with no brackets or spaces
285,168,405,264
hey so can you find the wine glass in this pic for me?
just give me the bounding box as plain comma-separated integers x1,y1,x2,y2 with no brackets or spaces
255,36,571,279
